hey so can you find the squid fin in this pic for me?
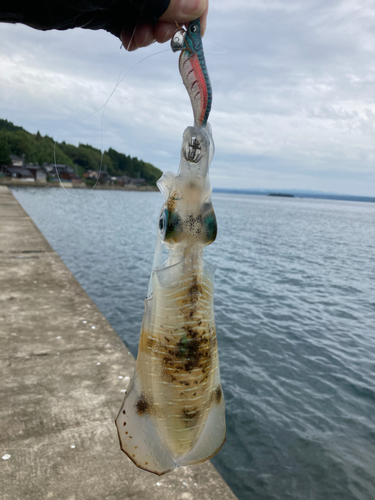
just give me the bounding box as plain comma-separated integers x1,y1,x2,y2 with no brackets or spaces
178,386,226,467
115,369,175,476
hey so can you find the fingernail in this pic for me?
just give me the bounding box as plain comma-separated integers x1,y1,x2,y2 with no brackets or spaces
138,32,148,47
121,32,136,51
139,29,156,48
127,39,138,51
161,26,174,44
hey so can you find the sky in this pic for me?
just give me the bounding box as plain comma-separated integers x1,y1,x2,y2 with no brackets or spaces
0,0,374,196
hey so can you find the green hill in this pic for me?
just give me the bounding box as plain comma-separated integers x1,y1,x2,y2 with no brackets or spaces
0,119,162,185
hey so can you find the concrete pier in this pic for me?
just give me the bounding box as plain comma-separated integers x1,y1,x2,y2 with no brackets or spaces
0,186,237,500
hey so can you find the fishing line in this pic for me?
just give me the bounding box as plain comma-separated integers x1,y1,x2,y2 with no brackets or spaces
53,0,152,198
53,11,226,198
203,41,228,54
54,47,170,198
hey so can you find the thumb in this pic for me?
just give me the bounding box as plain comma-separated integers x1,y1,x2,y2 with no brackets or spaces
160,0,208,35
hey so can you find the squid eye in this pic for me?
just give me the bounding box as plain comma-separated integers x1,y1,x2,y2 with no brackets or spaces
204,212,217,243
190,25,198,33
159,209,168,240
159,208,182,242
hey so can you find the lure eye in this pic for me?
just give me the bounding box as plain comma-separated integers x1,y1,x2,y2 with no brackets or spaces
190,25,198,33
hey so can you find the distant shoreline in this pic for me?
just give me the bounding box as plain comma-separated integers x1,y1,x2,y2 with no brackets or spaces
268,193,295,198
213,188,375,204
0,179,158,192
2,180,373,203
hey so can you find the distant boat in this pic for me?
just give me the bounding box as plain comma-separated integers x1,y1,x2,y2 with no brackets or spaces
268,193,295,198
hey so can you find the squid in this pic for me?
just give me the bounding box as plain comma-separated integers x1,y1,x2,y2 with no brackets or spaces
116,19,226,476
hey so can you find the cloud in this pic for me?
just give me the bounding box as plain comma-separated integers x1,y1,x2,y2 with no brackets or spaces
0,1,374,195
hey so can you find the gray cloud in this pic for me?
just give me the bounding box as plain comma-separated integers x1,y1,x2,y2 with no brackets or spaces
0,0,374,195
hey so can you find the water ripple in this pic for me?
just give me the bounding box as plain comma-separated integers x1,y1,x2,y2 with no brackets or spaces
12,188,375,500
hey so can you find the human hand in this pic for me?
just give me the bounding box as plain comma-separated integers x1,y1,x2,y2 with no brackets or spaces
121,0,209,51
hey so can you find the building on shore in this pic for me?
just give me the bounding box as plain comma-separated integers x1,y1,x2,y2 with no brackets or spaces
43,163,74,176
2,166,35,181
9,154,24,167
43,163,84,185
1,163,47,183
129,177,146,186
26,164,47,182
2,157,148,188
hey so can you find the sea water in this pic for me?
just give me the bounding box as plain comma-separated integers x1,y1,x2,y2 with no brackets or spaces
11,187,375,500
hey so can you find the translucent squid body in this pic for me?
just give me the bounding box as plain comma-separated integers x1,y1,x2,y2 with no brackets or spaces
116,19,225,476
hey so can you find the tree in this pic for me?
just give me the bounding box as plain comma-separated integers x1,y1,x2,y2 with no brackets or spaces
0,130,11,164
0,118,163,184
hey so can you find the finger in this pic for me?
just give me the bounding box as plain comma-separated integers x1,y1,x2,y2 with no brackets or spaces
200,0,209,36
121,24,155,52
121,0,209,51
153,21,177,44
160,0,208,25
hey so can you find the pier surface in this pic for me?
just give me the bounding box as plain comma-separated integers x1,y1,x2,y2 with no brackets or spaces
0,186,237,500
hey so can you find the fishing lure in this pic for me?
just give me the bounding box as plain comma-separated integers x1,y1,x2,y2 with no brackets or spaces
116,18,225,476
171,18,212,128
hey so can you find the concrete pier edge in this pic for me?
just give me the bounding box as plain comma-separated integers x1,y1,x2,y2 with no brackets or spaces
0,186,237,500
